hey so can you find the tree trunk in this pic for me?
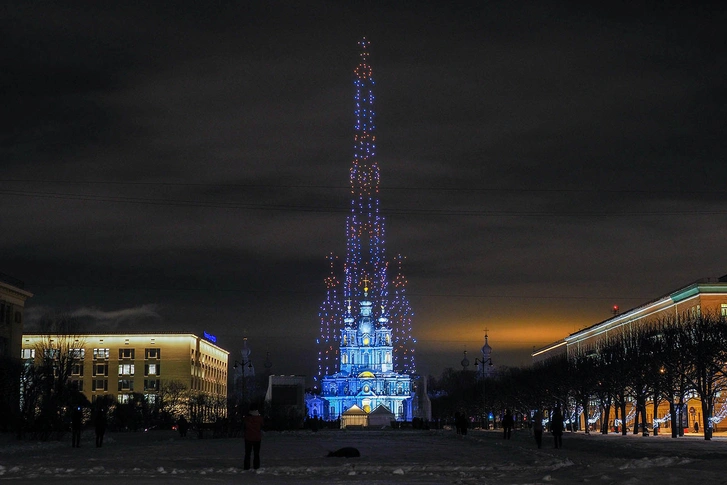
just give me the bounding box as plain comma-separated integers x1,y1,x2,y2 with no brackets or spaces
669,401,678,438
701,399,713,441
620,401,627,436
601,400,611,434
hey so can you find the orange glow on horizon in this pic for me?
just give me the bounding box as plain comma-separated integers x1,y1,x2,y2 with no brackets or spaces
416,316,581,353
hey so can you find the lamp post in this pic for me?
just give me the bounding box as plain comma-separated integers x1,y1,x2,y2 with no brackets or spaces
234,359,253,403
474,358,494,429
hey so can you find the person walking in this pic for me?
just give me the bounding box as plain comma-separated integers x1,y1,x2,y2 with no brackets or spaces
551,406,564,449
502,409,514,439
71,405,83,448
243,403,264,471
533,410,543,448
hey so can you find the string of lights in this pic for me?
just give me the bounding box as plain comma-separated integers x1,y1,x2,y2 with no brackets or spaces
316,38,417,382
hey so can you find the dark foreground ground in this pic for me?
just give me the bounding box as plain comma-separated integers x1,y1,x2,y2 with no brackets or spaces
1,427,726,484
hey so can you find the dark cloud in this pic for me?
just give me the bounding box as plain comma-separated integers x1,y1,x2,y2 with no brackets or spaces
3,0,727,378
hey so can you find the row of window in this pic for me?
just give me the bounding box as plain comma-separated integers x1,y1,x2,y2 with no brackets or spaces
21,348,161,360
89,379,161,392
88,363,161,377
95,348,160,360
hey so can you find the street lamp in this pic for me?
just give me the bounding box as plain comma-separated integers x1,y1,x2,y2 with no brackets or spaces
234,359,253,402
474,358,494,429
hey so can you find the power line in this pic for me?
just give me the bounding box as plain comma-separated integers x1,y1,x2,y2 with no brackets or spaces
1,178,726,195
26,281,646,301
2,189,725,217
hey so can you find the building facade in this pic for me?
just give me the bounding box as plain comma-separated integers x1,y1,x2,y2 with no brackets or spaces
531,275,727,433
314,295,412,422
0,275,33,362
21,333,229,405
532,276,727,363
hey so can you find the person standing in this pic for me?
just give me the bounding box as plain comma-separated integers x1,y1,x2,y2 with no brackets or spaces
551,406,564,449
533,410,543,448
177,415,189,438
71,406,83,448
94,405,107,448
502,409,514,439
243,403,264,470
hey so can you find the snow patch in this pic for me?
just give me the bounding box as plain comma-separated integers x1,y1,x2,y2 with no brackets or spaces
619,456,692,470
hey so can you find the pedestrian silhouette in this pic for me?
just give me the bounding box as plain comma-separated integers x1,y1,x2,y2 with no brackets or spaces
71,406,83,448
177,415,189,437
94,406,107,448
532,410,543,448
551,406,564,449
243,402,264,470
456,412,468,436
502,409,514,439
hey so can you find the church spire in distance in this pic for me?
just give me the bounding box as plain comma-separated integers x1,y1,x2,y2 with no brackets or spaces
344,36,387,304
316,38,416,386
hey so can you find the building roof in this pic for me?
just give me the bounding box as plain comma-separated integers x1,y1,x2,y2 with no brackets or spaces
342,404,367,416
370,405,394,416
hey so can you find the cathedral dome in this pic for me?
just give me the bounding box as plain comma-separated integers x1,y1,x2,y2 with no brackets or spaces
358,317,373,335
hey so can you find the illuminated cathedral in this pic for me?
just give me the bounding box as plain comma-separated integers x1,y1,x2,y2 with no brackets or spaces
307,38,421,422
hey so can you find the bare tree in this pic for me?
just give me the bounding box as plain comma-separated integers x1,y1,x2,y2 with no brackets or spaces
679,313,727,440
19,314,86,439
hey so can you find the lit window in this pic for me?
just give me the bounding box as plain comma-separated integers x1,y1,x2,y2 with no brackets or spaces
722,304,727,317
20,349,35,359
93,348,110,360
44,349,60,360
145,363,160,376
117,394,130,403
70,348,85,360
118,364,135,376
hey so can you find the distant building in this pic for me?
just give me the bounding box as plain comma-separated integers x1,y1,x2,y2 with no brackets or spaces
0,274,32,431
532,275,727,363
21,332,229,405
265,375,306,427
0,274,33,362
316,296,414,422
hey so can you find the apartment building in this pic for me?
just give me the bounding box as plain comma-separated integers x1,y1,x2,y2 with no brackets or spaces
21,333,229,404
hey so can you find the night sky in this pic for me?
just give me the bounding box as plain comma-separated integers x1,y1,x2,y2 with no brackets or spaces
3,1,726,379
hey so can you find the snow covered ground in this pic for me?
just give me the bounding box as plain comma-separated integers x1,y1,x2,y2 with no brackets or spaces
1,427,726,484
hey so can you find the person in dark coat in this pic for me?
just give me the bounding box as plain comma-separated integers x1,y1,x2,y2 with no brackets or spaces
551,406,564,449
243,403,264,470
71,406,83,448
94,406,107,448
502,409,514,439
177,415,189,437
457,412,468,436
533,410,543,448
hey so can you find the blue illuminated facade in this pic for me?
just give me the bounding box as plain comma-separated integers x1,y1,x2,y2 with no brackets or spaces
309,38,415,422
